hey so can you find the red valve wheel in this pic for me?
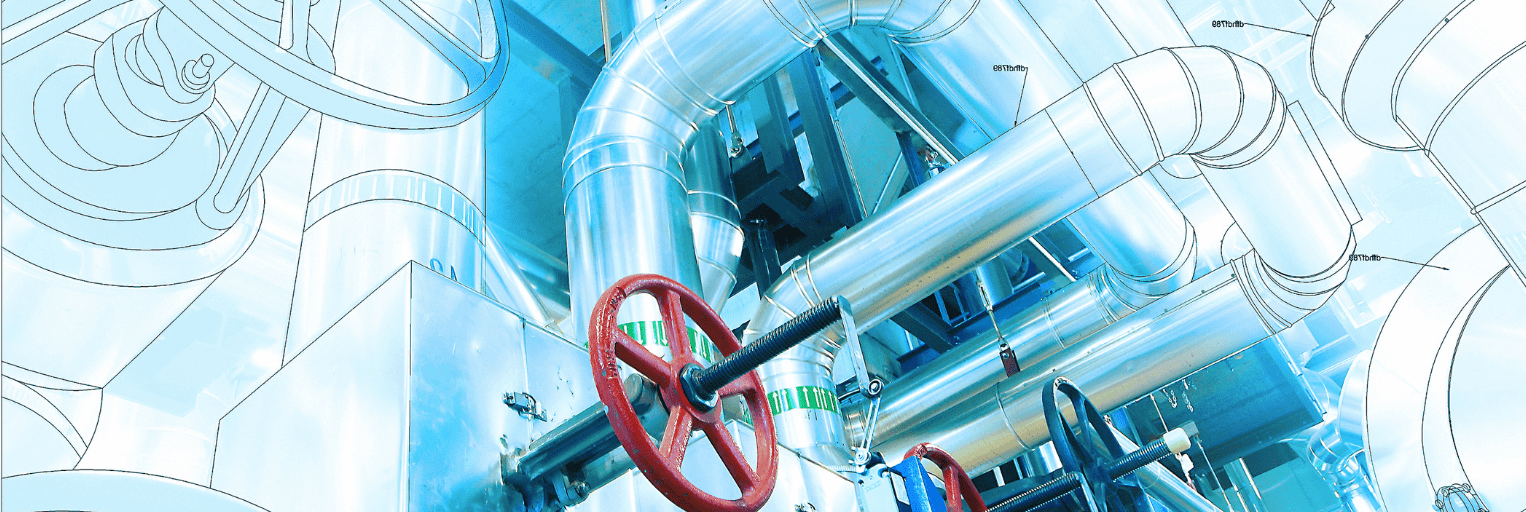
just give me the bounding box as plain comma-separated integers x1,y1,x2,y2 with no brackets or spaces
589,274,779,512
905,443,988,512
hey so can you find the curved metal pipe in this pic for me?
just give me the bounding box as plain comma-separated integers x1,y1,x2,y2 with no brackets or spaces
876,242,1352,474
753,46,1351,464
686,121,744,310
562,0,1000,346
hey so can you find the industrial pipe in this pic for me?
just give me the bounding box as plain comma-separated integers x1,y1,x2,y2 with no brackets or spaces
562,0,996,345
756,45,1349,464
845,175,1198,449
686,121,745,310
483,230,556,329
874,240,1352,474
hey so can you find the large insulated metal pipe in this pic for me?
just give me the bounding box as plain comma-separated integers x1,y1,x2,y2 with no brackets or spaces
686,121,744,310
284,0,490,357
755,46,1355,465
877,241,1351,475
843,173,1199,449
562,0,1000,350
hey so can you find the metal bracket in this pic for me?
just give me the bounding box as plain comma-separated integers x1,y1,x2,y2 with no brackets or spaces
974,277,1021,377
504,391,547,421
835,295,886,469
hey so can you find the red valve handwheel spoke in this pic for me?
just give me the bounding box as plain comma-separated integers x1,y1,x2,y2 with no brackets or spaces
589,274,779,512
716,380,754,399
612,330,673,386
659,410,695,462
699,420,759,491
905,443,988,512
657,289,692,359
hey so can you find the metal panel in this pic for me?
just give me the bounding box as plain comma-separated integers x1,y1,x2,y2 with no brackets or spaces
213,263,576,511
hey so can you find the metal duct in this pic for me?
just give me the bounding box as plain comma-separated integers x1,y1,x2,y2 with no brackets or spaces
284,0,489,357
753,46,1354,465
562,0,1004,349
875,241,1352,475
483,230,555,329
686,121,744,310
1286,362,1381,512
843,253,1190,448
844,174,1199,455
1068,173,1198,304
492,231,573,323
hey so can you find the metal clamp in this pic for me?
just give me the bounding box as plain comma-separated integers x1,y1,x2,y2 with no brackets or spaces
504,392,546,421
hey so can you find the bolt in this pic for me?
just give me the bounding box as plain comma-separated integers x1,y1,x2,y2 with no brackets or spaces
181,53,216,89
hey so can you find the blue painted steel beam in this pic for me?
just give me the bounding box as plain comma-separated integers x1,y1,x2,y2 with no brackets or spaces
787,50,863,226
501,1,602,88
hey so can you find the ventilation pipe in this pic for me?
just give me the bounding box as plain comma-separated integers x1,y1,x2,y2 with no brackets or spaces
563,0,1001,349
1285,360,1382,512
686,121,745,310
843,172,1198,452
750,46,1355,466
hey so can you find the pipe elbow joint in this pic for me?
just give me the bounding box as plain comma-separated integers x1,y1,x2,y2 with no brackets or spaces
1147,46,1284,167
1234,233,1354,331
1097,220,1199,310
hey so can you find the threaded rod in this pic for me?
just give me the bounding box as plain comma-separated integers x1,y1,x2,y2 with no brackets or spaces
692,297,842,395
991,436,1178,512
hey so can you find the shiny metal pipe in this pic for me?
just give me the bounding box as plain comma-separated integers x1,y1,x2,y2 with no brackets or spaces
686,121,744,310
562,0,1028,344
483,230,555,329
1111,426,1222,512
893,0,1081,137
876,246,1353,474
284,0,487,357
1067,174,1195,289
845,268,1139,448
973,261,1015,302
493,232,572,323
1287,373,1382,512
758,46,1314,463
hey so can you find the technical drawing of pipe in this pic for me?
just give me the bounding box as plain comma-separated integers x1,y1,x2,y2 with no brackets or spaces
1313,0,1526,285
41,9,232,171
283,0,496,356
753,46,1354,465
0,6,269,386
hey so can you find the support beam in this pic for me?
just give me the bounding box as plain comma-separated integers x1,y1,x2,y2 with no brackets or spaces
502,1,602,88
787,51,864,226
818,35,964,163
745,219,783,296
747,75,806,184
891,302,955,353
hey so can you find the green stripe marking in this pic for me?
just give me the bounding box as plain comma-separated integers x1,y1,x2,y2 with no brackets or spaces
766,385,839,415
585,320,721,364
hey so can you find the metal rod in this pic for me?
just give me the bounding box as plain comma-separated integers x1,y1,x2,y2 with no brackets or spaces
691,297,843,395
518,403,622,481
513,297,847,481
818,35,959,165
